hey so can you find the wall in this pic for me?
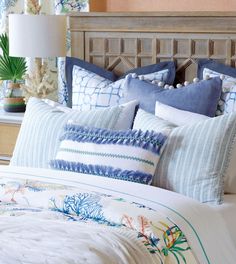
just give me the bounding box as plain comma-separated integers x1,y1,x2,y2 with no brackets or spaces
90,0,106,11
90,0,236,12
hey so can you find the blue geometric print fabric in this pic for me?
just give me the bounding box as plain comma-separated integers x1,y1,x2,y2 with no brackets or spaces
203,68,236,115
51,124,168,184
72,65,120,110
72,65,169,111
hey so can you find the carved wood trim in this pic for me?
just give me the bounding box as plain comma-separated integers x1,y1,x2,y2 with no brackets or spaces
69,12,236,82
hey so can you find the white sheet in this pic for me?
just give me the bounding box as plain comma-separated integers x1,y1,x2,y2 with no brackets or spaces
211,195,236,248
0,166,235,264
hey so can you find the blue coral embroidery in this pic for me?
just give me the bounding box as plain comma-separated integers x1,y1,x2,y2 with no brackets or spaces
50,193,120,227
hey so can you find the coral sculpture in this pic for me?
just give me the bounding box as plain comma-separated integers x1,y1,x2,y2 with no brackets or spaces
26,0,41,15
20,59,57,102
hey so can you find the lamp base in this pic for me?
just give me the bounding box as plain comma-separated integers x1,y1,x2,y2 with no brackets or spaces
20,58,57,102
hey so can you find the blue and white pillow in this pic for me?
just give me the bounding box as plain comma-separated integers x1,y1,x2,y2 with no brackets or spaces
66,57,175,110
198,59,236,115
72,65,121,110
203,68,236,115
10,98,138,169
50,124,168,185
134,108,236,204
72,66,171,111
65,56,117,108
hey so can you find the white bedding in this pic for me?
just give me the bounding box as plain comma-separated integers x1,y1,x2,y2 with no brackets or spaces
211,195,236,248
0,166,235,264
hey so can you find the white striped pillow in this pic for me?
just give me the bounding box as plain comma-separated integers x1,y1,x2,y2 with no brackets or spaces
133,109,176,132
10,98,138,168
155,101,210,126
50,125,168,184
133,108,236,204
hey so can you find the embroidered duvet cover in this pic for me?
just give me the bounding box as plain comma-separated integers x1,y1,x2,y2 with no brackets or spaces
0,166,234,264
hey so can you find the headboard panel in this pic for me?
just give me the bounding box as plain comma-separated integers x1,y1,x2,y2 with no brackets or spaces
69,12,236,82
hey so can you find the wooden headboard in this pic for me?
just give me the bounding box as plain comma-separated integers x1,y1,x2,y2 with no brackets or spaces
69,12,236,83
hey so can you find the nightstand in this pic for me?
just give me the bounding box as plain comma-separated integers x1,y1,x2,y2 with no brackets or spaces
0,109,23,165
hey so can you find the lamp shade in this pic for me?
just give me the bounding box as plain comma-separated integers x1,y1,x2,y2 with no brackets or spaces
9,14,67,58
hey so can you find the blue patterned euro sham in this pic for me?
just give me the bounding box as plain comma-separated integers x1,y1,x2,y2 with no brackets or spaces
198,59,236,115
198,59,236,80
65,57,118,107
66,56,175,110
121,74,222,115
200,69,236,115
10,98,138,169
50,125,168,184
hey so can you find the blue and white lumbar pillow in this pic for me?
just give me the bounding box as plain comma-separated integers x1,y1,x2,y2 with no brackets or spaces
203,68,236,115
72,65,170,111
50,124,168,184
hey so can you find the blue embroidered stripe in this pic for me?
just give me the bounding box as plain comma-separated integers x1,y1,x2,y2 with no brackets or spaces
50,160,153,185
61,125,167,155
59,148,155,167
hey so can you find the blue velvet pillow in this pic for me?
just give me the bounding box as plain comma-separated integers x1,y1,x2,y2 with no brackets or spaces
198,59,236,79
121,75,222,116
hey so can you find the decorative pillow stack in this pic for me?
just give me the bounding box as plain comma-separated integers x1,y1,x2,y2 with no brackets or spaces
10,98,138,168
198,59,236,115
121,74,222,115
65,56,176,110
134,108,236,204
50,124,168,185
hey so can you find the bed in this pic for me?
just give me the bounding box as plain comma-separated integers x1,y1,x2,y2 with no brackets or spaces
1,12,236,264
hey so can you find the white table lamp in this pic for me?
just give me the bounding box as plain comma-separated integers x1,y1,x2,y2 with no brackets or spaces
8,14,67,101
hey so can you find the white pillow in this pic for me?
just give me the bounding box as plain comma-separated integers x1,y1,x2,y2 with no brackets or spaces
155,101,210,126
10,98,138,168
155,100,236,194
225,141,236,194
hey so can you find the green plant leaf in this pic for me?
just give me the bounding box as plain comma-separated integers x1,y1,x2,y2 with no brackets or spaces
0,33,27,82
